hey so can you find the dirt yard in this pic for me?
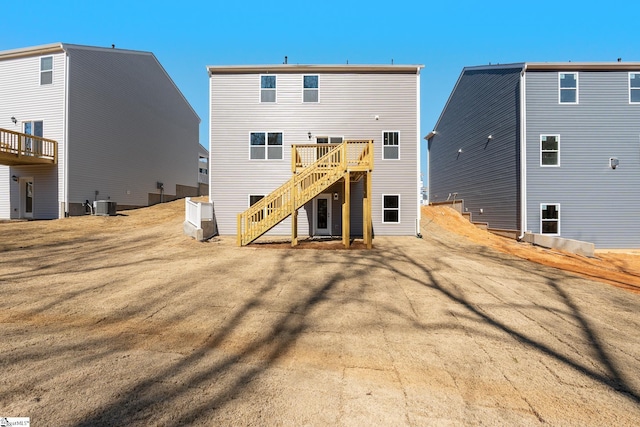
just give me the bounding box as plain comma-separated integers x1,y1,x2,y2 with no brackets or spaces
1,200,639,426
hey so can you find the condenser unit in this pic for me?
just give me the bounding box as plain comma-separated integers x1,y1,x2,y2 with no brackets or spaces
94,200,117,216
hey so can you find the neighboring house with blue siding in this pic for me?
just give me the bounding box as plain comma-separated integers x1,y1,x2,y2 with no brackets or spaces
427,62,640,249
0,43,201,219
208,64,423,245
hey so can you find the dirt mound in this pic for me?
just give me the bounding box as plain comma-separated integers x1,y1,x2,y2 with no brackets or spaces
421,205,640,294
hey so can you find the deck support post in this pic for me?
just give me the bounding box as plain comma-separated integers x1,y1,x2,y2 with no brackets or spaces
342,173,351,248
363,172,373,249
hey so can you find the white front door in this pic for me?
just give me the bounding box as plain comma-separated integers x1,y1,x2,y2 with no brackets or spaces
20,177,34,219
314,194,332,236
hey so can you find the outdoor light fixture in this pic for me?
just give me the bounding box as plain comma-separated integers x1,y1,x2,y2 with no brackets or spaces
12,175,18,182
11,116,17,124
610,157,619,169
487,135,493,140
308,132,312,140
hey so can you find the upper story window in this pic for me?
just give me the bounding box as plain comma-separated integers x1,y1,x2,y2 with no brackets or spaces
541,203,560,235
630,73,640,103
250,132,283,160
540,134,560,166
303,75,319,102
40,56,53,85
559,72,578,104
383,131,399,159
260,75,276,102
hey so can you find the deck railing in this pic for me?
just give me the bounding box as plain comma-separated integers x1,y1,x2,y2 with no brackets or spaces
238,139,373,246
0,128,57,165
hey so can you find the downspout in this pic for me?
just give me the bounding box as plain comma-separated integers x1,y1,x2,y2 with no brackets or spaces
416,68,422,238
518,65,527,240
63,50,70,217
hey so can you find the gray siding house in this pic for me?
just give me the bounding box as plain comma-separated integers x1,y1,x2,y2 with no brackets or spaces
427,62,640,249
208,64,423,243
0,43,201,219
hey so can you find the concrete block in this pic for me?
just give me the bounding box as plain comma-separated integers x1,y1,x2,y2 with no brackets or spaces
524,232,595,258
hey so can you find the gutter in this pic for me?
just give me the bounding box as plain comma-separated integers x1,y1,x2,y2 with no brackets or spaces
518,65,527,240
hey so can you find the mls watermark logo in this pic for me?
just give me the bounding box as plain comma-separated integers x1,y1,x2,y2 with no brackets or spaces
0,418,30,426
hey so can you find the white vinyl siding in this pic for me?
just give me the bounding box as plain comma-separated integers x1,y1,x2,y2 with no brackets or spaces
64,45,200,210
0,50,66,219
210,70,420,236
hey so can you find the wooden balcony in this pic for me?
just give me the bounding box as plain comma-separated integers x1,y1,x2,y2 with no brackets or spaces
238,140,374,248
0,128,58,166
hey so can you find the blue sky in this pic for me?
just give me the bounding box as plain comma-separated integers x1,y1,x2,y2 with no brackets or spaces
2,0,638,183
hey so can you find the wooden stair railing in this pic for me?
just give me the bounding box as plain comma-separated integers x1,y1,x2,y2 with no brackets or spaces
237,140,373,246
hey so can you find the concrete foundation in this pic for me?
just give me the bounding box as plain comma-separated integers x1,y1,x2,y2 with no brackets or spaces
523,232,595,258
183,219,215,242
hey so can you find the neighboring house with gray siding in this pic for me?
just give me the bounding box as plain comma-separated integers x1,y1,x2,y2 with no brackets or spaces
0,43,200,219
427,62,640,249
208,64,423,240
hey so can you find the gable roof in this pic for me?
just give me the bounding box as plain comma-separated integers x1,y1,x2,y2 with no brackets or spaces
0,42,200,122
426,61,640,139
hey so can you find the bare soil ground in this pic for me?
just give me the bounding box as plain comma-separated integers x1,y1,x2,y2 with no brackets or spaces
1,200,639,426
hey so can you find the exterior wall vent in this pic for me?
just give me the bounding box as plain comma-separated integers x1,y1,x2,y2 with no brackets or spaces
94,200,117,216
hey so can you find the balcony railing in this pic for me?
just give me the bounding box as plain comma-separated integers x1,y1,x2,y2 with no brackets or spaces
0,128,57,166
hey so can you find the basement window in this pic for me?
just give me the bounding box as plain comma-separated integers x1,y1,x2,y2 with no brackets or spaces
382,195,400,223
541,203,560,235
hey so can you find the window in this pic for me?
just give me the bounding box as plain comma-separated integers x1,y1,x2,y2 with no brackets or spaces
40,56,53,85
540,135,559,166
249,195,265,222
382,195,400,223
249,195,264,206
303,75,318,102
559,73,578,103
541,204,560,235
383,131,399,159
261,75,276,102
316,136,342,159
250,132,283,160
630,73,640,103
23,120,43,152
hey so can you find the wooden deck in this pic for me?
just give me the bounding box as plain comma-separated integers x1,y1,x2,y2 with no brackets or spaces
238,140,374,248
0,128,57,166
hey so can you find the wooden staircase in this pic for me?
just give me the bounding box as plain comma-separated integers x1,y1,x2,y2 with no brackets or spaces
0,128,57,166
237,140,373,247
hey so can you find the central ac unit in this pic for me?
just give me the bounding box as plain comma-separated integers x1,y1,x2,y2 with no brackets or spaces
94,200,117,216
